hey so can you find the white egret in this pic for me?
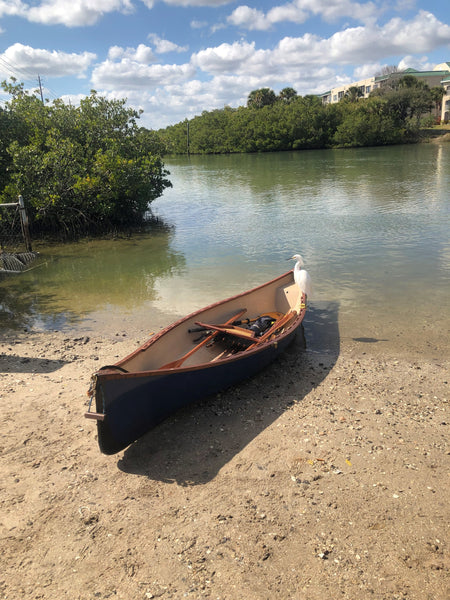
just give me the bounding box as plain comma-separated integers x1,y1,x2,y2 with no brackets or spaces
290,254,312,306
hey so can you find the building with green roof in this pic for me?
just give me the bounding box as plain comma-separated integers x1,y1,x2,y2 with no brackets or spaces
319,61,450,122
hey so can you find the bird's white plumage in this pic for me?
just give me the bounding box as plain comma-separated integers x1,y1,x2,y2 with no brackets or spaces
290,254,312,300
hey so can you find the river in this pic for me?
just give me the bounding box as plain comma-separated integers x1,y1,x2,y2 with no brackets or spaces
1,143,449,359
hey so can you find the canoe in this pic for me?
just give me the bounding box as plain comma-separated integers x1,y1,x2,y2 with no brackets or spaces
85,269,307,454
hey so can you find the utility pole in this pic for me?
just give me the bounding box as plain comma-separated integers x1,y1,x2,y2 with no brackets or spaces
37,75,44,103
186,119,190,155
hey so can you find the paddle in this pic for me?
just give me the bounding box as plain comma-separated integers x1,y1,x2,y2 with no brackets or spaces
158,308,247,370
193,321,256,341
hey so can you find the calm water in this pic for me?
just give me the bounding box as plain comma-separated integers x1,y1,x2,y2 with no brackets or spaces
1,144,449,357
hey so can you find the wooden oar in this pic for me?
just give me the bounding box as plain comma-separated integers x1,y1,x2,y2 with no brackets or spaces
194,321,256,341
159,308,247,370
188,311,282,333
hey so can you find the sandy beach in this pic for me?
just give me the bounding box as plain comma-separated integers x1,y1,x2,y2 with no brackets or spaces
1,315,449,599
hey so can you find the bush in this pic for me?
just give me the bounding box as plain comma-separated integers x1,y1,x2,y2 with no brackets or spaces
0,82,171,237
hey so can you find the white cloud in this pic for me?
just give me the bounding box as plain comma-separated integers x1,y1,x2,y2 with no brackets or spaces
210,22,227,33
0,0,26,19
28,0,134,27
268,3,308,26
148,33,188,54
190,19,208,29
191,40,258,74
107,44,154,63
86,9,450,127
0,0,134,27
91,58,195,90
0,43,96,78
271,11,450,66
353,62,386,79
382,11,450,53
0,0,23,19
0,0,235,25
59,92,88,106
227,0,379,31
227,6,272,31
397,55,435,72
298,0,378,23
124,76,250,127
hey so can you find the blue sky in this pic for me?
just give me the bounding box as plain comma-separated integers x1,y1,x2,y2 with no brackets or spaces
1,0,449,129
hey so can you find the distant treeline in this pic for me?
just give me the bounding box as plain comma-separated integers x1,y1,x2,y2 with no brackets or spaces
159,76,444,154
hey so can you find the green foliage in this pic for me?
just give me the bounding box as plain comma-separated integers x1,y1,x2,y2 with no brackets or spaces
247,88,277,108
333,99,400,147
278,87,298,104
0,81,171,237
160,79,439,155
342,86,364,103
370,75,435,136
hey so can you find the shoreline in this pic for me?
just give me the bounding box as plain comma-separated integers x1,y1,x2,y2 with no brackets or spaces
1,324,448,599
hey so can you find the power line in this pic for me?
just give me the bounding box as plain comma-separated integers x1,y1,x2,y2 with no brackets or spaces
0,55,38,88
0,53,85,108
0,54,58,101
0,58,62,105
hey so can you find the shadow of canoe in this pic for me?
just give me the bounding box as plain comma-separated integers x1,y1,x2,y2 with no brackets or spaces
117,301,340,485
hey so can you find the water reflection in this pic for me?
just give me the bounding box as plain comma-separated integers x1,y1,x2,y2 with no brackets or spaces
0,219,182,330
0,144,448,358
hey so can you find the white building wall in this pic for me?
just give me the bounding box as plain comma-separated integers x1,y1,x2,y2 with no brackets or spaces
324,77,376,104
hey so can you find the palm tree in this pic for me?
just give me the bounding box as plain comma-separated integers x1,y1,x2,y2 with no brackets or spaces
344,86,363,102
278,87,297,104
247,88,277,109
430,86,445,121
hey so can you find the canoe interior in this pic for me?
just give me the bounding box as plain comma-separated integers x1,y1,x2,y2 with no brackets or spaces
115,271,298,373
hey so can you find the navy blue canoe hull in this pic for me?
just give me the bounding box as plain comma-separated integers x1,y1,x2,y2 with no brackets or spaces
95,325,299,454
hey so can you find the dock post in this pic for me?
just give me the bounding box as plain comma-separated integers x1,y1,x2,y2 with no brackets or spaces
18,195,32,252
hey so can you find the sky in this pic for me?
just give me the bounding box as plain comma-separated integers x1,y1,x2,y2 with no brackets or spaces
0,0,449,129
